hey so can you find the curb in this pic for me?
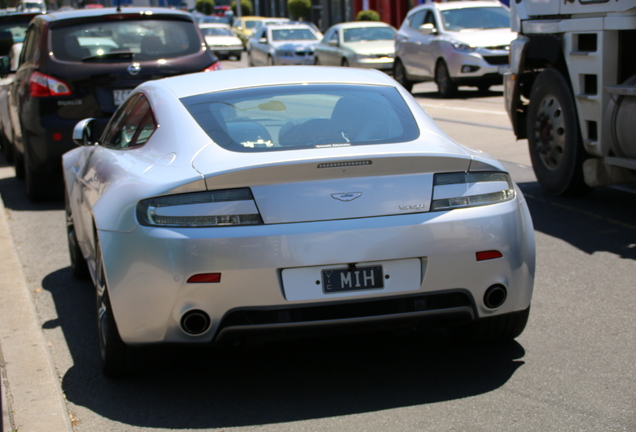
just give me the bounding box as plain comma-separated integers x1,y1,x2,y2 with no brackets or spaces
0,194,73,432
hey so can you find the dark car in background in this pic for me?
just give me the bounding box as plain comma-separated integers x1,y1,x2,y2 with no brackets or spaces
0,12,39,162
0,7,220,201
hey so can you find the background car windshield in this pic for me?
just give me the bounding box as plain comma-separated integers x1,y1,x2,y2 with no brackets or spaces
201,27,233,36
51,19,201,62
441,7,510,31
271,28,317,41
182,84,419,152
343,27,396,42
0,20,31,43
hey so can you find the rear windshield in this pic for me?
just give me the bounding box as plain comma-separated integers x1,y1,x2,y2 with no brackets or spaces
51,19,201,62
181,84,419,152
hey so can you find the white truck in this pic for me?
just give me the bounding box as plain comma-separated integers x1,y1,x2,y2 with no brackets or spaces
504,0,636,195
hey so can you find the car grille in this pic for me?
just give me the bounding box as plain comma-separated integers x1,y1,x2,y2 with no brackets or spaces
295,51,313,57
484,55,509,66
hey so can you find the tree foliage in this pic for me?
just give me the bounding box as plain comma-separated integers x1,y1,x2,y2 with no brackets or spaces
231,0,253,16
196,0,215,15
356,10,380,21
288,0,311,20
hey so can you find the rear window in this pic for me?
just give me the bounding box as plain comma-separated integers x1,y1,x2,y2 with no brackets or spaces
51,19,202,62
181,84,419,152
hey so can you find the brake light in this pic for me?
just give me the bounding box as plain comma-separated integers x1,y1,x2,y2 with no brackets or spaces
29,71,72,97
204,61,222,72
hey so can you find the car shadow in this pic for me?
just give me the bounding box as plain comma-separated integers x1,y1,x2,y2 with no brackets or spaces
518,181,636,260
0,173,64,211
41,270,526,428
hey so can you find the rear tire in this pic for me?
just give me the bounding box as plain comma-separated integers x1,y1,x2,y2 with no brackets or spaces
341,58,349,67
65,188,89,279
14,149,24,179
453,307,530,343
1,134,13,164
24,146,56,202
393,59,413,93
95,239,142,378
435,60,457,98
526,68,590,196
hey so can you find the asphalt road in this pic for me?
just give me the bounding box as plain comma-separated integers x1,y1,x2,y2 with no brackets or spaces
0,58,635,432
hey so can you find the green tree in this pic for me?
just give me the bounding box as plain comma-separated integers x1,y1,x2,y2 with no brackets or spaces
356,10,380,21
288,0,311,21
231,0,253,16
196,0,215,15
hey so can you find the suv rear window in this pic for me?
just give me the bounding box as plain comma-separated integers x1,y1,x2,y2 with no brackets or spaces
51,19,201,62
181,84,420,152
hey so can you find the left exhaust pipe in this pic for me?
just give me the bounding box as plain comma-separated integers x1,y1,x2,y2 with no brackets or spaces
181,310,211,335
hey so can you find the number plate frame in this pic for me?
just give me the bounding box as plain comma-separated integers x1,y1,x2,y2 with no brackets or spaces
322,265,384,293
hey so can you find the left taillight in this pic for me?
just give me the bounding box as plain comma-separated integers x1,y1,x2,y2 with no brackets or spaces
431,172,515,211
203,61,222,72
29,71,72,97
136,188,263,227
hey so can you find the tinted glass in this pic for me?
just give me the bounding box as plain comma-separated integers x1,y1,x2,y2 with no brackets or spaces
343,26,395,42
182,84,419,152
201,27,233,36
102,94,156,149
51,19,201,62
441,6,510,31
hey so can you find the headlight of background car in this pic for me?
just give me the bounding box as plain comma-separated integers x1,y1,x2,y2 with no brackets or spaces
137,188,263,227
431,172,515,211
451,41,476,52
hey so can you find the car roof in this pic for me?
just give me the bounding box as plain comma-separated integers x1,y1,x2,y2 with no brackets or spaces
145,66,397,99
332,21,393,29
422,0,507,11
36,6,194,23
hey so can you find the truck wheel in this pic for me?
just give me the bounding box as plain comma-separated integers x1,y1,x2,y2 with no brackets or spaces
393,59,413,93
435,60,457,98
526,68,590,196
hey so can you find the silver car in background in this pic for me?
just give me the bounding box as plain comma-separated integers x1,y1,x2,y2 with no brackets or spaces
314,21,396,71
65,66,535,377
199,23,243,60
247,23,321,66
394,1,515,97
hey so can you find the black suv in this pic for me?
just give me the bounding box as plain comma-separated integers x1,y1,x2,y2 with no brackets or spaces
1,7,220,201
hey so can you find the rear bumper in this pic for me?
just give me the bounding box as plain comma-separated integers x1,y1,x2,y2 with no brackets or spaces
99,196,535,345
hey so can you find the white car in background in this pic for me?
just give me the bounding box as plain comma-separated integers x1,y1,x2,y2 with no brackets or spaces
394,1,515,97
65,66,535,377
199,23,243,60
314,21,396,71
247,23,321,66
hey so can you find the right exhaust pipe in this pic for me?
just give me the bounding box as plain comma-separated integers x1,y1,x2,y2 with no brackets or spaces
181,310,211,335
483,284,507,309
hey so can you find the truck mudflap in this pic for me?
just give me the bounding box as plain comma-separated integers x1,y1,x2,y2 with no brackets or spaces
504,35,530,140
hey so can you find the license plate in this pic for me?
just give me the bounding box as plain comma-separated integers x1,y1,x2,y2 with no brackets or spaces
322,265,384,293
113,89,133,106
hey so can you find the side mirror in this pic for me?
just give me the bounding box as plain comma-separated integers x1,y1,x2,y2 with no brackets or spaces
418,23,436,36
258,37,267,44
73,118,98,146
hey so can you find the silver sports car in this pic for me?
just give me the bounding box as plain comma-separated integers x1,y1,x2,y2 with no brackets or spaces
64,66,535,376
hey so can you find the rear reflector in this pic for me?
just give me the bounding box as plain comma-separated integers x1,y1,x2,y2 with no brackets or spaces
476,250,503,261
187,273,222,283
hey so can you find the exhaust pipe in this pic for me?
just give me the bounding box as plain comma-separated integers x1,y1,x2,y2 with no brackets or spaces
181,310,211,335
483,284,507,309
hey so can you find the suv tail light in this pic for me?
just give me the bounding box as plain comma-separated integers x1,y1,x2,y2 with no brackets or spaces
29,71,72,97
204,61,222,72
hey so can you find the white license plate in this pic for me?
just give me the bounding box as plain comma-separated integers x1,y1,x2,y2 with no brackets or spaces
113,89,133,106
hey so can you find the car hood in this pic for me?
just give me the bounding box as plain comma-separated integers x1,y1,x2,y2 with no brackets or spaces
343,40,395,55
445,28,516,48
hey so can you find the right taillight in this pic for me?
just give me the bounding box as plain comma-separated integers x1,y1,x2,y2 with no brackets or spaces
29,71,72,97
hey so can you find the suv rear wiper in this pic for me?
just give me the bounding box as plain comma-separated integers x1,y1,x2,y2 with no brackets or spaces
82,51,134,62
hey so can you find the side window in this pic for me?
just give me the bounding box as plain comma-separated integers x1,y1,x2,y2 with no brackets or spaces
330,30,338,43
408,11,426,30
101,94,157,149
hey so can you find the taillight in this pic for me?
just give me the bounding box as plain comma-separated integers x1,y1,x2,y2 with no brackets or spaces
203,61,222,72
29,71,72,97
